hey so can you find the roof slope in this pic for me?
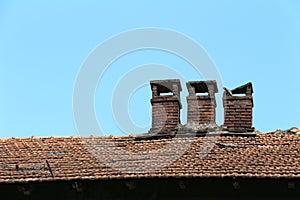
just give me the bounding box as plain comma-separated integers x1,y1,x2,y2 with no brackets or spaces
0,131,300,183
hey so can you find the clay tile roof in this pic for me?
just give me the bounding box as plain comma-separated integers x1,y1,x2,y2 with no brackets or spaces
0,130,300,183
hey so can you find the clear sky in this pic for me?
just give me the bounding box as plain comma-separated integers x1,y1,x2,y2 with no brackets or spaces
0,0,300,137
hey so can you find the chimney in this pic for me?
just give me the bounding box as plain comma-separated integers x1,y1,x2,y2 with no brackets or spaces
150,79,182,132
223,82,254,132
186,80,218,125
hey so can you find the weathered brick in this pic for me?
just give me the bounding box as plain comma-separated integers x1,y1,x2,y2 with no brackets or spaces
150,79,182,131
223,82,254,132
186,81,218,125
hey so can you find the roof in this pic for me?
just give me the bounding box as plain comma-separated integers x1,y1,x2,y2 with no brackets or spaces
0,129,300,183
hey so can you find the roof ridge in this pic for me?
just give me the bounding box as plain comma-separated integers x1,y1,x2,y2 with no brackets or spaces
0,127,299,140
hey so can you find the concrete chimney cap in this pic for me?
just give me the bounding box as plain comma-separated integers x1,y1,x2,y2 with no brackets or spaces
231,82,253,95
186,80,218,93
150,79,182,93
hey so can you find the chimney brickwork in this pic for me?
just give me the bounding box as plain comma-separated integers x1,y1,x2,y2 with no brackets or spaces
150,79,182,132
149,79,255,134
186,81,218,125
223,82,254,132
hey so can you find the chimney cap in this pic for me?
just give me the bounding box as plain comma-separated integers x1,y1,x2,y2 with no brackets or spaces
186,80,218,93
231,82,253,95
150,79,182,93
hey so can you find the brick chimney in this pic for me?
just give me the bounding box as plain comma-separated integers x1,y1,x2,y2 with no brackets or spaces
150,79,182,132
186,80,218,125
223,82,254,132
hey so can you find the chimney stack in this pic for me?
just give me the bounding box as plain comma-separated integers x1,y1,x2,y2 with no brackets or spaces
223,82,254,132
150,79,182,132
186,81,218,125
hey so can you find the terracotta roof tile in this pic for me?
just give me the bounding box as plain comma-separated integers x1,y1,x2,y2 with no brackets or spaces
0,132,300,183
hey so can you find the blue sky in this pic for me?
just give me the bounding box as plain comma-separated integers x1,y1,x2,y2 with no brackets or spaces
0,1,300,137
